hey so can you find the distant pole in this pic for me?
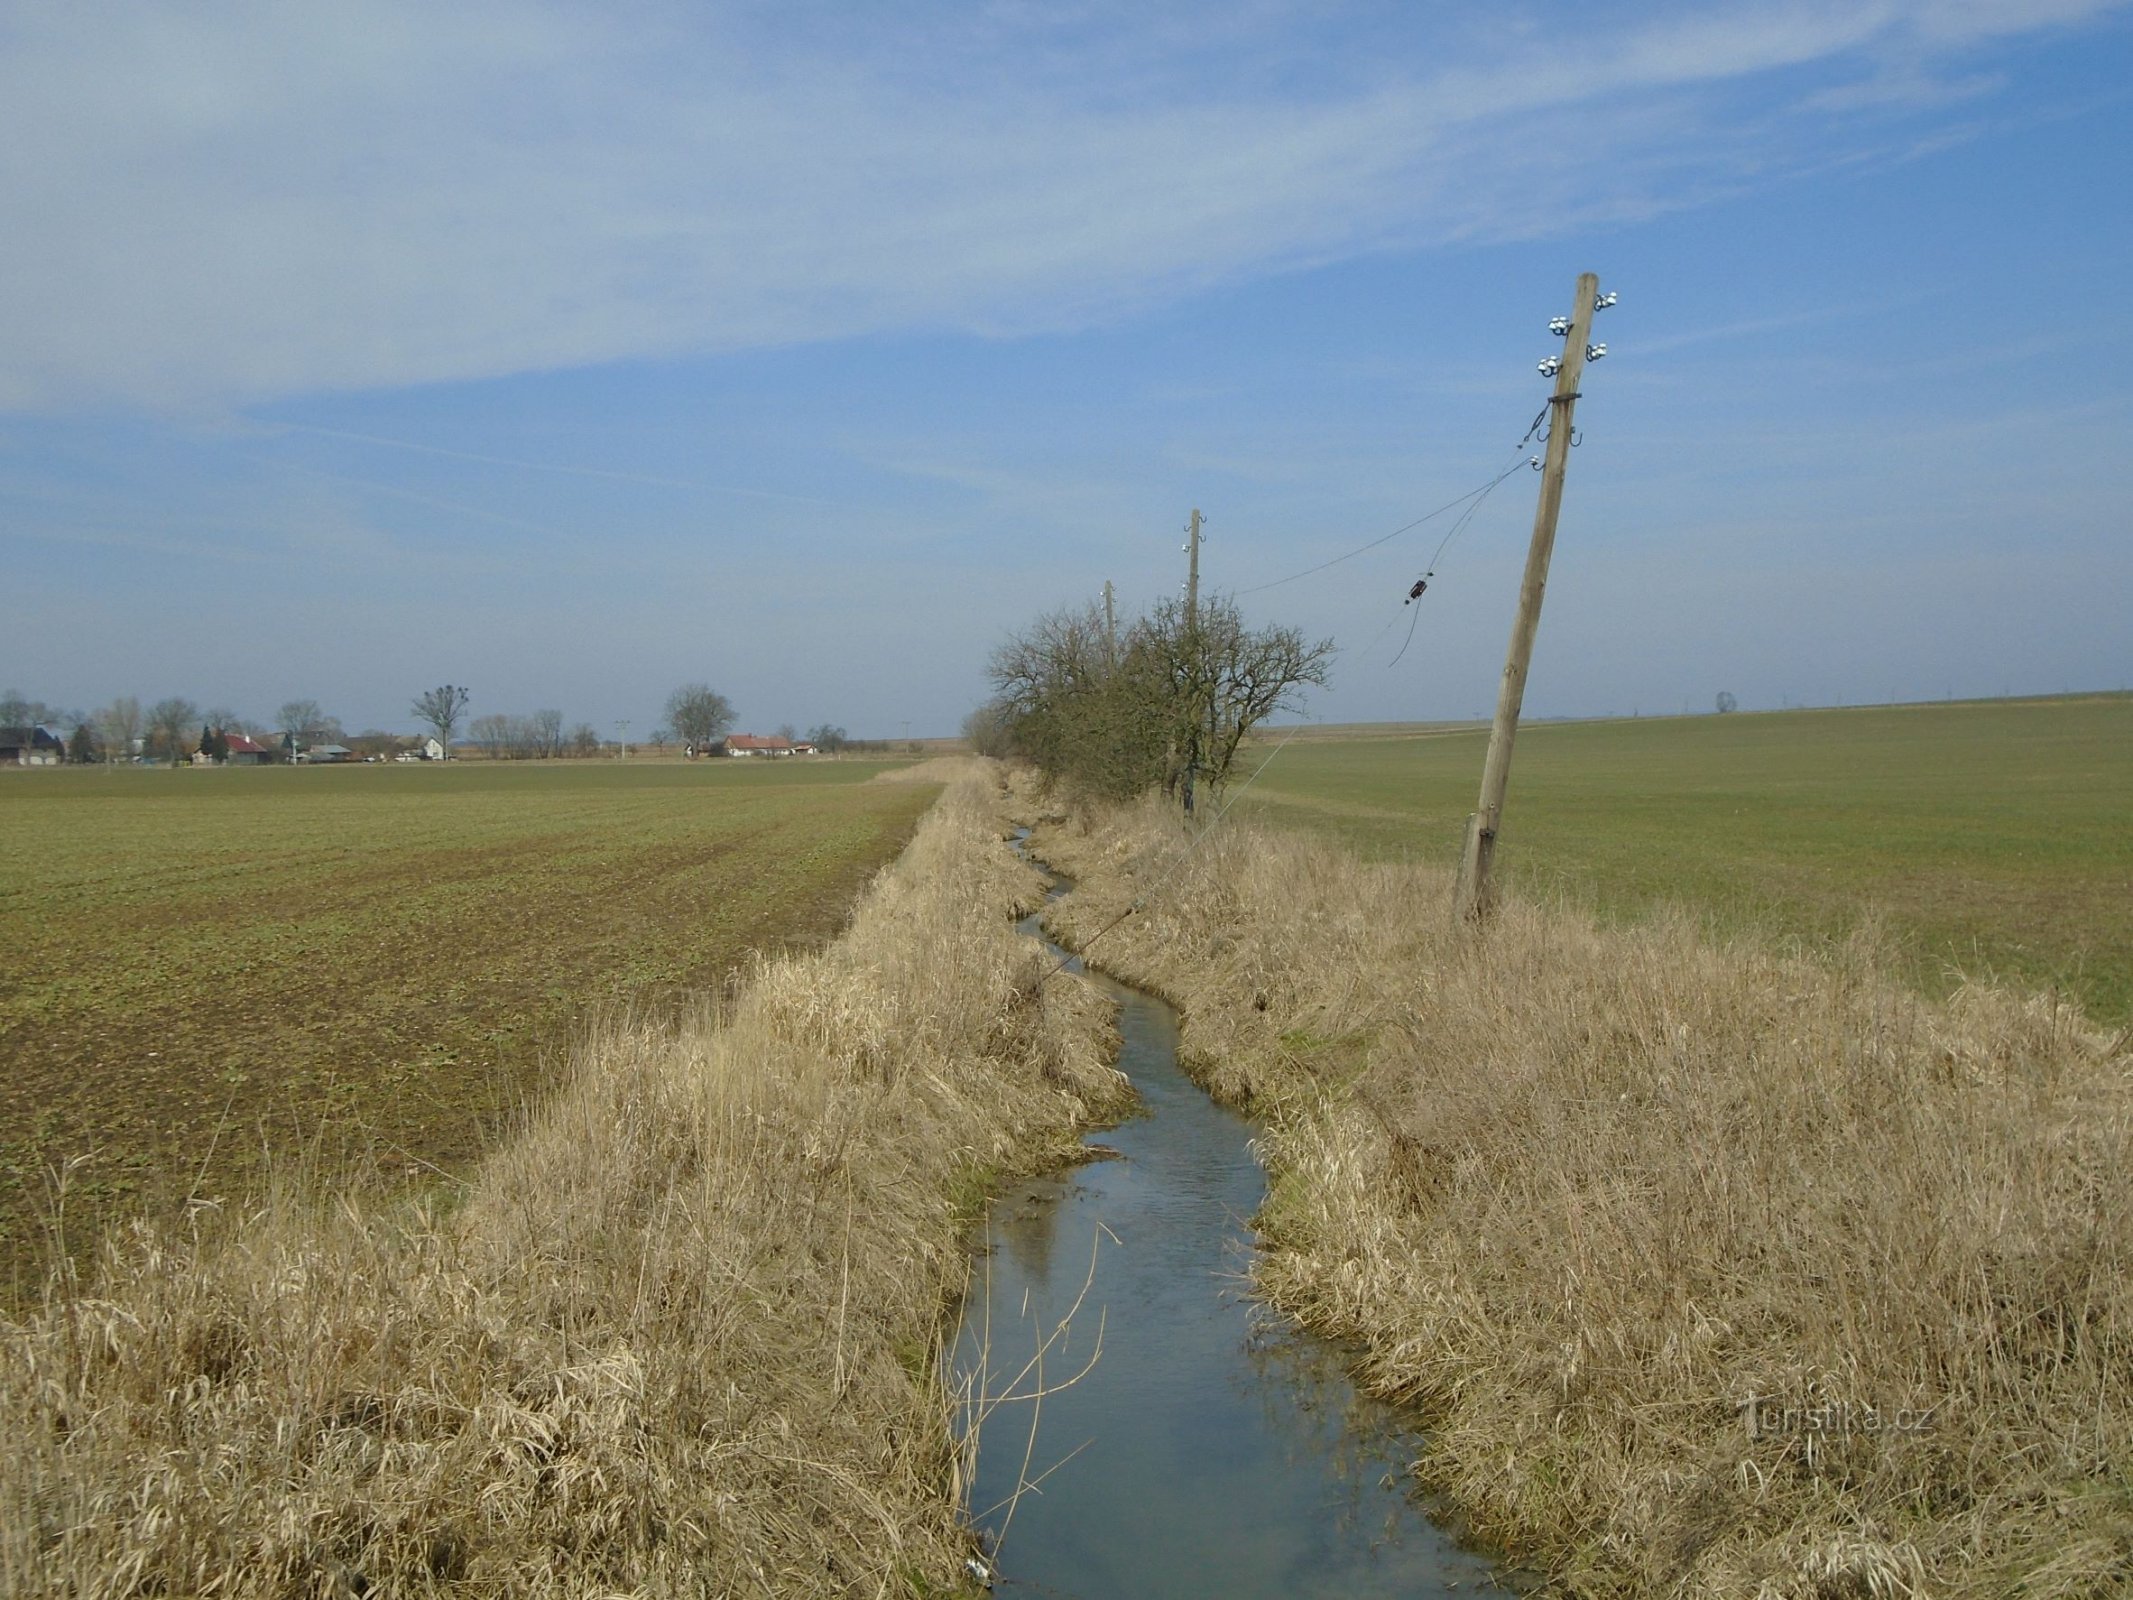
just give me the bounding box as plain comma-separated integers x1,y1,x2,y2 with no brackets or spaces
1455,272,1601,923
617,718,630,760
1187,509,1201,627
1182,508,1203,817
1103,579,1117,668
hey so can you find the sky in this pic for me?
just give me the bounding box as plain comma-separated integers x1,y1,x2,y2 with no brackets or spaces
3,0,2130,739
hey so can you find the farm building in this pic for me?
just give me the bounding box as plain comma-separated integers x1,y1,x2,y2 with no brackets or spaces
724,734,793,757
224,731,271,766
0,726,65,766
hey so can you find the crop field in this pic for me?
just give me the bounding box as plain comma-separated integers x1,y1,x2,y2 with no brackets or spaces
1235,693,2133,1027
0,758,936,1294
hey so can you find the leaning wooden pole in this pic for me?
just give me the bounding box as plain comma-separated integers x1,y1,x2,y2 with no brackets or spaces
1454,272,1600,923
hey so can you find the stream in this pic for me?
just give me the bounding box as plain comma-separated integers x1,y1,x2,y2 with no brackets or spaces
949,846,1512,1597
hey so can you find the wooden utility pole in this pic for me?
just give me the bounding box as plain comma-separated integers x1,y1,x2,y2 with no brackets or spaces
1103,579,1117,668
1182,509,1203,815
1186,508,1202,626
1454,272,1600,922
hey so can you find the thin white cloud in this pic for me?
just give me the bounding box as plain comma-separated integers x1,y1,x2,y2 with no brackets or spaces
0,0,2123,411
271,424,862,509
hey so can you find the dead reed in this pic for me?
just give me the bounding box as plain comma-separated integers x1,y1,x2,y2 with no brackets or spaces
1,765,1126,1598
1027,788,2133,1598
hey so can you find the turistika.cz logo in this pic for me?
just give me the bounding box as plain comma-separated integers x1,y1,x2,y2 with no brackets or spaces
1740,1396,1940,1439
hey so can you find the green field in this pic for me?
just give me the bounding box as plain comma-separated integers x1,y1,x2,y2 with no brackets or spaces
0,758,937,1293
1236,695,2133,1027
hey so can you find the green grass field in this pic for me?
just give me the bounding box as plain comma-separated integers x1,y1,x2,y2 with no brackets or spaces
0,758,937,1293
1236,694,2133,1027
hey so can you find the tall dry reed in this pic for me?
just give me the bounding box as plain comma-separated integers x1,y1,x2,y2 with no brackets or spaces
2,765,1126,1598
1027,788,2133,1598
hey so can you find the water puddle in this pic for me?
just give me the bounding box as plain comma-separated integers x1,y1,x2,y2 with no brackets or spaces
950,843,1512,1597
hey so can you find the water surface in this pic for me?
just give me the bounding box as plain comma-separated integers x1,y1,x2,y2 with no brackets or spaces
950,885,1509,1598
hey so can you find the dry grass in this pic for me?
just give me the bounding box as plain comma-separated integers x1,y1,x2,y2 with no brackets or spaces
1026,788,2133,1598
2,767,1127,1598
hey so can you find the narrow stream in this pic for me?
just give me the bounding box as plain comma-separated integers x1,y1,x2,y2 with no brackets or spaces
951,846,1511,1598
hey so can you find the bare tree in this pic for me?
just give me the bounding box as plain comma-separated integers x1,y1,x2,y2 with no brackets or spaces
147,697,201,766
666,684,736,754
1,690,83,729
468,712,511,760
989,593,1330,803
960,703,1012,758
568,722,601,757
411,685,470,757
1140,594,1333,796
531,708,564,759
1716,691,1738,714
97,696,142,764
806,723,849,754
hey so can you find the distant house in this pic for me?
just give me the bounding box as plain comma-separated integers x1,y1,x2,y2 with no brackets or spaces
224,731,271,766
395,735,446,763
0,726,64,766
791,742,816,756
307,743,355,765
724,734,793,757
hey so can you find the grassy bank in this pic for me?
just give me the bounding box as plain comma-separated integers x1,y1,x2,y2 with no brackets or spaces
1029,789,2133,1597
1235,694,2133,1027
2,765,1128,1597
0,758,933,1291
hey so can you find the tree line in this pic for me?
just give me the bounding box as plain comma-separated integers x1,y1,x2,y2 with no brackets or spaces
3,682,868,764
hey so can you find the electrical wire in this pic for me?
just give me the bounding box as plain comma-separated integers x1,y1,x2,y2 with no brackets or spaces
1385,460,1517,668
1235,455,1529,597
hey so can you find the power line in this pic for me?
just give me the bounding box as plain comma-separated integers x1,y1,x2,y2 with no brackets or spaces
1235,455,1530,598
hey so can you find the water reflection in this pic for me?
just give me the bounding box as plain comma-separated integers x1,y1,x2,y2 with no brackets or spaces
951,881,1511,1598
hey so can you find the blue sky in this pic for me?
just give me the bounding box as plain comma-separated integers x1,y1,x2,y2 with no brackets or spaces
3,0,2129,738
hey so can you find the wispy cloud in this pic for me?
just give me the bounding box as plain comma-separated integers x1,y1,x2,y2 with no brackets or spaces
270,424,860,509
1,0,2124,412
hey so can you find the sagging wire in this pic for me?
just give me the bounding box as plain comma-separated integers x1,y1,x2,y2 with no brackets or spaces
1386,460,1522,667
1236,456,1529,597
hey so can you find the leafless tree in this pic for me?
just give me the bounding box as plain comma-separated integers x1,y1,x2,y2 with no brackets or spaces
411,685,470,756
146,697,201,766
666,684,736,754
277,699,334,745
1138,594,1333,799
96,696,142,764
531,709,564,759
469,712,512,760
988,593,1330,804
568,722,601,757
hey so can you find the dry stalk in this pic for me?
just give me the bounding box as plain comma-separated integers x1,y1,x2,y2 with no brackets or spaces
2,767,1127,1598
1024,781,2133,1598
